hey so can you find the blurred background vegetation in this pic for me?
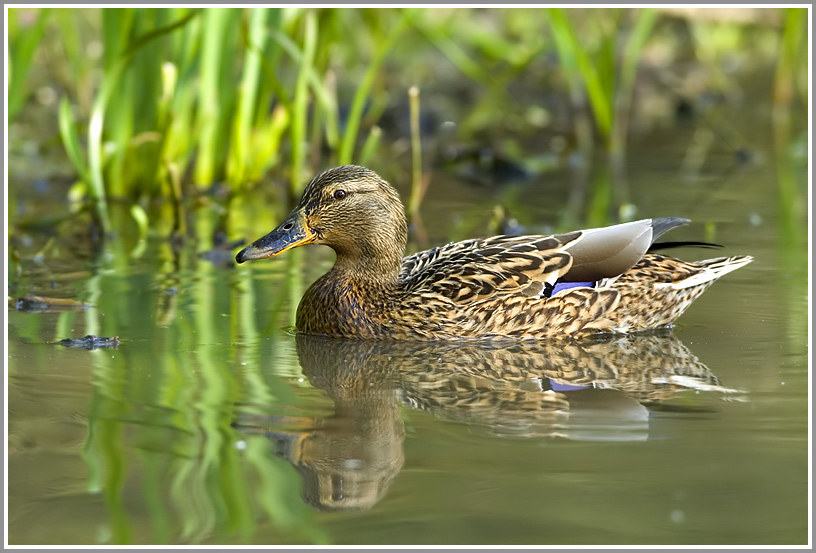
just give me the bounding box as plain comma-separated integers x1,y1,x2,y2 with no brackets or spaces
7,7,809,246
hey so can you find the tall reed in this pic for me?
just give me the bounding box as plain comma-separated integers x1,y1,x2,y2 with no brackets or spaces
547,7,657,163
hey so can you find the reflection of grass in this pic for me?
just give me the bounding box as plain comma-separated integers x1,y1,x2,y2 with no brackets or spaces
71,221,326,544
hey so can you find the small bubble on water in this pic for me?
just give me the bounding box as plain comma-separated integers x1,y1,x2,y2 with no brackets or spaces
670,509,685,524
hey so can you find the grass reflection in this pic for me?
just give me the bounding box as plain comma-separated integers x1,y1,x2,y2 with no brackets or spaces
74,238,325,544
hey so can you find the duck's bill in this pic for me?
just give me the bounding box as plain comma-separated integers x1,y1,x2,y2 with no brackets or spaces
235,211,317,263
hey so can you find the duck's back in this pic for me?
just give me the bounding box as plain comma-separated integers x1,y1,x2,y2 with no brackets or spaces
389,220,752,340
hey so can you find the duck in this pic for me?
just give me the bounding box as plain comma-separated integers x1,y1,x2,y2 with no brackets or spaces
235,165,752,340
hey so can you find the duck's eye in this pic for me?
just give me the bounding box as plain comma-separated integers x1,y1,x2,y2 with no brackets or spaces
333,189,347,200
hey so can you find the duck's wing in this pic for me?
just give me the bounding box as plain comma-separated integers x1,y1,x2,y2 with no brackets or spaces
399,218,688,304
400,234,578,303
559,217,688,282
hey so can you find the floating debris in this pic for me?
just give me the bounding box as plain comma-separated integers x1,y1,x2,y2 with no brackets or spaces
11,294,92,313
59,335,120,350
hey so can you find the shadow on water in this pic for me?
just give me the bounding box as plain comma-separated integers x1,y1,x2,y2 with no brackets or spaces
235,333,743,513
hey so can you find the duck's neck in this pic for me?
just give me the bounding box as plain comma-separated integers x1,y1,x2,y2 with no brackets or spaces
330,250,402,286
295,243,404,338
326,223,406,286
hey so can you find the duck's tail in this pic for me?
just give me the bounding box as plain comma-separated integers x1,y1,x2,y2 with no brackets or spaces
666,255,753,290
590,254,753,334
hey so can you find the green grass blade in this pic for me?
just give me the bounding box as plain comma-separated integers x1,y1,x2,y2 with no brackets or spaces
8,8,51,121
358,124,381,167
262,26,339,150
246,105,290,182
407,86,423,216
338,13,407,166
195,8,238,186
613,8,657,149
290,9,318,192
774,7,807,108
159,12,202,177
547,8,612,140
58,97,90,183
228,8,269,187
87,68,116,232
86,8,203,228
125,8,201,55
408,9,510,108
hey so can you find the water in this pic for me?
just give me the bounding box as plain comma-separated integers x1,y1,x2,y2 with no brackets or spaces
7,110,809,544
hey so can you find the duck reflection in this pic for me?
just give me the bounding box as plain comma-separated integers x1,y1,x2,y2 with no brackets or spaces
235,333,741,512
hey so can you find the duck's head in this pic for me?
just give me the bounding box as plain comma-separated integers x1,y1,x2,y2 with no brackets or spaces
236,165,409,278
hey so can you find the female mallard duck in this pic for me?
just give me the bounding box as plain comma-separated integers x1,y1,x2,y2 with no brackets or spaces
236,165,752,340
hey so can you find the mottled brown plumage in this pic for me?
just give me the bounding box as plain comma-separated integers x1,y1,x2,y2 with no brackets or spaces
236,165,752,340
